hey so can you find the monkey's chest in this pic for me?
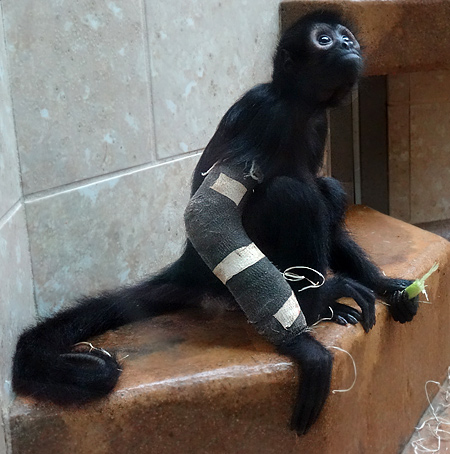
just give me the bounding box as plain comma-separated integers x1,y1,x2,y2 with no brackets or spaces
242,178,332,255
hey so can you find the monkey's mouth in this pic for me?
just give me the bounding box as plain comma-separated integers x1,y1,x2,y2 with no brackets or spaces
341,51,361,61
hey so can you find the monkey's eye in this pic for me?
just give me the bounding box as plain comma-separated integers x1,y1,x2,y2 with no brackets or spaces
317,34,332,46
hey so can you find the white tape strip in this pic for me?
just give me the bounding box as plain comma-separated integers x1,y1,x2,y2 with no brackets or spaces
210,173,247,206
273,293,304,329
213,243,265,284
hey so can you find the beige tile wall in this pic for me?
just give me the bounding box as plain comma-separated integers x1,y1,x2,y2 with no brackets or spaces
3,0,155,195
0,0,35,450
146,0,280,158
0,3,21,218
0,208,35,405
27,155,198,317
0,6,285,443
0,1,283,450
0,413,6,454
389,71,450,224
0,206,35,453
0,0,283,319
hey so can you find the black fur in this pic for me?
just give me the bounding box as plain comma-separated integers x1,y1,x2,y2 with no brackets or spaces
12,10,418,435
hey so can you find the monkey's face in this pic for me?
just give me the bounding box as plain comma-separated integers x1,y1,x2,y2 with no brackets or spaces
303,22,363,105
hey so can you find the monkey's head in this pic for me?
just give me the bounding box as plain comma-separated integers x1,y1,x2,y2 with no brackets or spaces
273,11,363,107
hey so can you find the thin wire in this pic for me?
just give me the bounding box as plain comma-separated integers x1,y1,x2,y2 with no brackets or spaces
283,266,326,292
328,346,357,394
311,306,334,327
412,368,450,453
72,341,112,358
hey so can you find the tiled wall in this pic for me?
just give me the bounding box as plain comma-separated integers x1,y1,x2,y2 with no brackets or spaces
1,0,281,318
388,71,450,224
0,0,36,450
0,1,282,450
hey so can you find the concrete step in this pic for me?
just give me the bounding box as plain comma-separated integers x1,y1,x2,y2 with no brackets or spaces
9,206,450,454
416,219,450,243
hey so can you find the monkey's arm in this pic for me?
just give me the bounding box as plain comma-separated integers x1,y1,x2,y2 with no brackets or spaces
184,160,332,434
330,228,418,323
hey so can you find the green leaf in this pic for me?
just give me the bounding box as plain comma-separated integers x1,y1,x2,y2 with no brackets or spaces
404,262,439,299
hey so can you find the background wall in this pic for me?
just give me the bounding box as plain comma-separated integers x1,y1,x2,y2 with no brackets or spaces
0,0,36,449
388,71,450,224
0,0,281,451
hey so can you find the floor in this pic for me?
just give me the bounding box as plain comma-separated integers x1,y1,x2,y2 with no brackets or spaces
401,219,450,453
401,373,450,453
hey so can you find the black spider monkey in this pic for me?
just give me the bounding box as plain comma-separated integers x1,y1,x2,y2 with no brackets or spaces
12,10,418,435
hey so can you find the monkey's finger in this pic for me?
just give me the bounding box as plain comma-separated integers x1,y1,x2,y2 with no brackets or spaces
400,292,419,318
390,291,409,321
281,333,332,436
348,280,376,302
389,301,411,323
346,314,359,324
331,302,362,325
389,291,418,323
333,313,359,325
335,315,348,325
291,371,315,434
345,288,375,330
345,285,376,332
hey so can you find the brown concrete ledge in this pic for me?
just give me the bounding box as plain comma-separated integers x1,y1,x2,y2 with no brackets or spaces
280,0,450,76
9,206,450,454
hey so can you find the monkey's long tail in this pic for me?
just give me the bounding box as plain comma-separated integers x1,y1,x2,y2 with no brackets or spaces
12,249,209,405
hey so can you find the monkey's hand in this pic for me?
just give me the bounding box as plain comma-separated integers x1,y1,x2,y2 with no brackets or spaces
328,302,362,326
378,278,419,323
318,276,376,332
279,332,333,435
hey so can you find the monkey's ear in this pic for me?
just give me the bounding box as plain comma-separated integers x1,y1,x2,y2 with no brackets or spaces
281,49,294,73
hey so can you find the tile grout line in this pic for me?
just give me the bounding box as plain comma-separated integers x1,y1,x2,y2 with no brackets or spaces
24,150,203,205
0,1,40,323
0,201,21,231
140,0,159,163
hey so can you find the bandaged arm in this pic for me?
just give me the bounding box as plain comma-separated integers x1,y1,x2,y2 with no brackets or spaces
184,161,307,345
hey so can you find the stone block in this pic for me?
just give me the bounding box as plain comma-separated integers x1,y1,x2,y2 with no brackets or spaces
9,206,450,453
